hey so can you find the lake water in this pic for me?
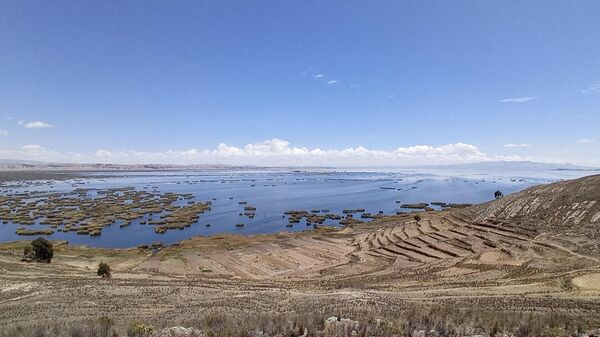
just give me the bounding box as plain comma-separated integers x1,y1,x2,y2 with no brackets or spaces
0,168,592,248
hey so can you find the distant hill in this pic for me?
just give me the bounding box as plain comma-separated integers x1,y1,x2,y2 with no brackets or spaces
0,159,597,172
334,161,599,172
0,159,50,165
437,161,598,171
0,161,265,172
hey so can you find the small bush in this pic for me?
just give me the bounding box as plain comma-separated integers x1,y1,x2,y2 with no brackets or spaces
98,261,112,278
23,246,33,260
95,316,117,337
127,322,155,337
30,237,53,263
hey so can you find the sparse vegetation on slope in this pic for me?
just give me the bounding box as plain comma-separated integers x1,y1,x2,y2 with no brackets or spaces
1,307,598,337
98,261,112,278
23,237,54,262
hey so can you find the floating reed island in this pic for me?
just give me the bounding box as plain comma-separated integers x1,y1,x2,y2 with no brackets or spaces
400,203,430,209
283,209,369,227
398,202,473,210
0,187,212,237
15,228,54,236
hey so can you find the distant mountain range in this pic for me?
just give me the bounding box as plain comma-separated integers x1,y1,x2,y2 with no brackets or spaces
0,159,597,172
0,159,49,165
434,161,598,171
0,159,253,171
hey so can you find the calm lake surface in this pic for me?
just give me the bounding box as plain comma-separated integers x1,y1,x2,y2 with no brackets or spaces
0,168,592,248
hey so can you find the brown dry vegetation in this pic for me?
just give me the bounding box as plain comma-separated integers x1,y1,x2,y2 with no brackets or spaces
0,187,211,237
1,175,600,336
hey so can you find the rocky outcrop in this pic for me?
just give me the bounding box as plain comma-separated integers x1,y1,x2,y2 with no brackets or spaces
151,326,205,337
323,316,362,337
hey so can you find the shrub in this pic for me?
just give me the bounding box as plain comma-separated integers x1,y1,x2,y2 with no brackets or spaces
30,237,53,263
22,246,33,260
96,316,117,337
98,261,112,278
127,322,155,337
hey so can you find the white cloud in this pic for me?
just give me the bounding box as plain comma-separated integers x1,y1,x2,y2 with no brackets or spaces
503,143,531,148
579,137,596,143
581,84,600,94
21,144,43,151
315,74,324,79
81,139,526,166
0,145,82,163
22,121,53,128
3,139,562,166
327,80,338,85
499,97,538,103
95,148,205,162
0,129,8,136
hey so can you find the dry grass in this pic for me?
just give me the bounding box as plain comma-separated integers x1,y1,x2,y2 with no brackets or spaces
1,305,596,337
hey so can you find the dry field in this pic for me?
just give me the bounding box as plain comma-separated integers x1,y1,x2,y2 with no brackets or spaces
1,175,600,335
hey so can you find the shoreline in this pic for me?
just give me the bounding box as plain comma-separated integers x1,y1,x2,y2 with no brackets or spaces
0,224,342,251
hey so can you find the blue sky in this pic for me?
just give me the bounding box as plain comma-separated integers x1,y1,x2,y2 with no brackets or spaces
1,1,599,166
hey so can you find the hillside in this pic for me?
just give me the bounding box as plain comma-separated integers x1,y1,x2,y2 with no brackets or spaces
474,174,600,227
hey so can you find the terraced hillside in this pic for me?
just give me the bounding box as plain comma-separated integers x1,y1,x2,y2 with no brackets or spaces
339,175,600,288
474,174,600,227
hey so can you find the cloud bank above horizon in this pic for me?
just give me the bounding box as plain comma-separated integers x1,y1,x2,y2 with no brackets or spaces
0,138,544,166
